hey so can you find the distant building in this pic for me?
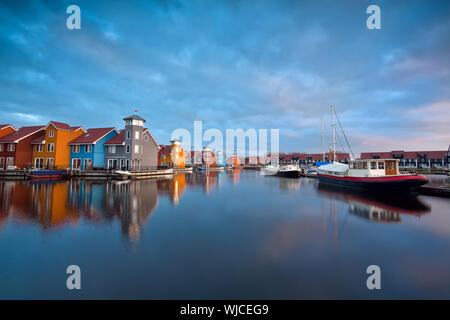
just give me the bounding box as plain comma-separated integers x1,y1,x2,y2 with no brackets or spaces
69,127,118,170
186,148,216,167
158,139,185,168
360,150,449,169
227,154,240,168
32,121,85,169
279,152,350,165
0,126,45,169
104,115,159,170
215,151,226,167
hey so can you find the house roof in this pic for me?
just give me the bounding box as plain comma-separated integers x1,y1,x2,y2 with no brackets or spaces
279,152,350,161
30,132,46,144
68,127,117,145
158,146,171,156
0,124,16,131
159,145,171,156
0,126,45,143
360,150,448,159
123,114,146,121
46,121,84,132
143,127,158,146
105,130,125,145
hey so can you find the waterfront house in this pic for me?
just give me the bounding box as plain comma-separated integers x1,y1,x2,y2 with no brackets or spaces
32,121,85,169
158,139,185,168
226,154,240,168
0,126,45,169
360,150,449,169
215,151,226,167
0,124,17,138
69,127,118,170
186,148,216,167
104,115,159,170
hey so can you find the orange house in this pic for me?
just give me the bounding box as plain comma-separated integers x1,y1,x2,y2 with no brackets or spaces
32,121,85,169
0,124,16,138
158,139,185,168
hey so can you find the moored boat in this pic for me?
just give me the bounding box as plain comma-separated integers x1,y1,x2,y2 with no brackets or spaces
27,169,68,180
263,164,301,178
317,159,428,192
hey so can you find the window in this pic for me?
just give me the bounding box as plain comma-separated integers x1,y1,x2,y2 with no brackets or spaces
7,144,15,152
73,145,80,153
357,161,363,169
47,143,55,152
134,145,139,153
126,120,132,125
0,144,3,152
85,145,92,153
126,131,131,139
46,158,54,169
0,157,5,169
49,130,54,137
144,135,148,142
370,162,377,170
72,158,81,169
36,144,43,152
135,131,140,140
83,158,92,170
126,144,130,153
34,158,44,169
108,146,116,154
378,161,384,169
363,161,367,169
6,157,14,167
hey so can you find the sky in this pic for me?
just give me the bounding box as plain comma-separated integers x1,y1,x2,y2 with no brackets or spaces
0,0,449,155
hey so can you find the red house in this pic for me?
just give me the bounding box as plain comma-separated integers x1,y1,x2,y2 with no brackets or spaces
0,126,45,169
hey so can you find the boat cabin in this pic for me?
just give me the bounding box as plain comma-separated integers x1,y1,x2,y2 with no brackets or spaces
348,159,400,177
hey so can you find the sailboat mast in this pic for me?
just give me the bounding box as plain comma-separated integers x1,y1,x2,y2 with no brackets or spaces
321,117,325,162
331,105,336,162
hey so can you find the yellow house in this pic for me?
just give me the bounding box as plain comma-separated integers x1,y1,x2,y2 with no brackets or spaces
158,139,185,168
32,121,85,169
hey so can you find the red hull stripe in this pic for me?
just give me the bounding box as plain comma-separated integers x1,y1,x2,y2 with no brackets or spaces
318,173,428,182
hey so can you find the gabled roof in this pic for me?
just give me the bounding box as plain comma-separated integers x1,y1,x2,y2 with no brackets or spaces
143,127,159,146
159,145,171,156
30,132,46,144
46,121,85,132
0,124,17,131
123,114,146,121
0,126,45,143
68,127,117,145
105,130,125,145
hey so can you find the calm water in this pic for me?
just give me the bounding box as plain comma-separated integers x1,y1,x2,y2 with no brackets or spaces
0,170,449,299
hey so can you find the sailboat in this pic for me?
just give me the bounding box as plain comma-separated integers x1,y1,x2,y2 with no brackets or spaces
317,106,428,192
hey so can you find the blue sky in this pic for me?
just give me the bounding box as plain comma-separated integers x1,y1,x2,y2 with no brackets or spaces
0,0,449,155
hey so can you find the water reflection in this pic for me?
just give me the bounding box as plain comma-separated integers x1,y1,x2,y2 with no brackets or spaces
318,184,431,223
0,176,193,242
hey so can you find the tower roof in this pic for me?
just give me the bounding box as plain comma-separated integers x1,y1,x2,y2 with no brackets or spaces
123,114,146,122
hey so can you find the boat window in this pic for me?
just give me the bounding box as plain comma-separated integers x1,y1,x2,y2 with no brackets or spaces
363,161,367,169
378,161,384,169
370,162,377,170
357,162,363,169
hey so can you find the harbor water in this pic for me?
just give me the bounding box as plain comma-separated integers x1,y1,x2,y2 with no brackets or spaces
0,170,449,299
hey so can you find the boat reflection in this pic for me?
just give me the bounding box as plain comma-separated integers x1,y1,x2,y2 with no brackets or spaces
318,184,431,223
